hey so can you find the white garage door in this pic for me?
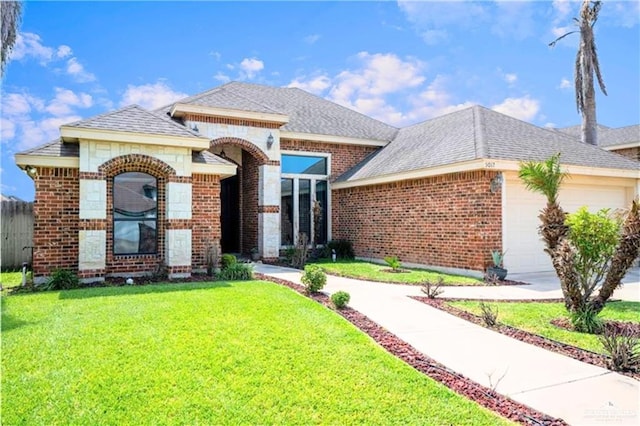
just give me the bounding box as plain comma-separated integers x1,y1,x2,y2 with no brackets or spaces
504,180,629,273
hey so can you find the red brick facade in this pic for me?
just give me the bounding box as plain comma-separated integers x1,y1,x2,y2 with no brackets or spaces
280,139,379,181
241,150,260,253
332,170,503,273
191,174,221,271
32,167,80,278
611,147,640,162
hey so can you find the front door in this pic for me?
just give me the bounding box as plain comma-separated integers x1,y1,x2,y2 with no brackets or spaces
221,175,239,253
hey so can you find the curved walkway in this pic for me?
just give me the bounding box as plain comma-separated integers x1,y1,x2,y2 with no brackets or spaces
254,263,639,426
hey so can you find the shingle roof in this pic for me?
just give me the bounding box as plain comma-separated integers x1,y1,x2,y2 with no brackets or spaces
338,105,640,182
192,150,235,166
17,139,79,157
599,125,640,148
556,124,610,139
64,105,204,139
165,81,398,142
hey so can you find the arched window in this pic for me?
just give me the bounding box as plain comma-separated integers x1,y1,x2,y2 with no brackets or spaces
113,172,158,254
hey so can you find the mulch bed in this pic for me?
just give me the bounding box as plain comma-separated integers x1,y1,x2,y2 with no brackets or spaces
413,297,640,381
319,270,529,287
256,273,567,425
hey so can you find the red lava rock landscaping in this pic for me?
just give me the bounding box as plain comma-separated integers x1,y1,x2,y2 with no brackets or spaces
256,273,567,426
413,297,640,381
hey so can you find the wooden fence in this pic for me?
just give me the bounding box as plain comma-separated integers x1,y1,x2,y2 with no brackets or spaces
1,201,34,270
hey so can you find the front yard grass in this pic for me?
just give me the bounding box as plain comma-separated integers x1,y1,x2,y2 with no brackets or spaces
313,259,483,285
2,280,509,425
448,300,640,354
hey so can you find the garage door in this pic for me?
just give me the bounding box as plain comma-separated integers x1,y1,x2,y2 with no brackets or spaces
504,180,629,273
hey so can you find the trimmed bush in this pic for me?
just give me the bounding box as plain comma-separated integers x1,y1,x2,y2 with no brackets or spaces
301,264,326,294
221,254,237,270
384,256,402,272
324,240,355,260
331,291,350,309
217,263,253,281
45,269,80,290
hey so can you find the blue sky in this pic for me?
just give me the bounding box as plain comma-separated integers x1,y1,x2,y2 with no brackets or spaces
2,0,639,201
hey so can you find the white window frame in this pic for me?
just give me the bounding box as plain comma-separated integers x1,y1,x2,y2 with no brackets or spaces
280,151,332,247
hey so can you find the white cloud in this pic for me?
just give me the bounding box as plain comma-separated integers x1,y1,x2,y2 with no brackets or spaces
239,57,264,79
558,78,571,90
288,75,332,95
45,88,93,116
1,93,45,116
420,29,448,45
56,45,72,59
1,118,16,140
209,51,221,60
491,96,540,121
66,58,96,83
10,33,54,63
119,81,188,110
213,72,231,83
304,34,321,44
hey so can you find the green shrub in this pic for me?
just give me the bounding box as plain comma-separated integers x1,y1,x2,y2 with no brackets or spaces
44,269,80,290
324,240,355,260
217,263,253,281
570,306,604,334
331,291,350,309
599,328,640,372
221,254,237,270
301,264,326,294
383,256,402,272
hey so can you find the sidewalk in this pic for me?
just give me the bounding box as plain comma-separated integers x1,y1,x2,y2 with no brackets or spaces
254,263,639,426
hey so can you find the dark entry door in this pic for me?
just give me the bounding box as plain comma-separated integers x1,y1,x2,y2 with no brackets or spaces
221,175,239,253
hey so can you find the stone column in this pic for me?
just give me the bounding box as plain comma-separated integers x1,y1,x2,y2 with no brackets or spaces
258,164,281,261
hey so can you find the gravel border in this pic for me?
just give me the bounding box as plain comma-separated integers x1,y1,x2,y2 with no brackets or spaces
256,273,567,425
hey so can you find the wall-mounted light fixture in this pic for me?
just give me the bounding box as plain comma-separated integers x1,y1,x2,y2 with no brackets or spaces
191,124,199,132
266,133,274,149
25,165,37,178
490,172,503,193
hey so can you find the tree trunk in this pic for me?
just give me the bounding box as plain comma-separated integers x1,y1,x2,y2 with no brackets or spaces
589,200,640,314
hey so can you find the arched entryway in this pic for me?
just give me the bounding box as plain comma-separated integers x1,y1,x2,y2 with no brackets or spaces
210,138,270,255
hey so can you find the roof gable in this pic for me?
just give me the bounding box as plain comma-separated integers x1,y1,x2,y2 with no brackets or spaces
166,81,398,142
338,105,640,183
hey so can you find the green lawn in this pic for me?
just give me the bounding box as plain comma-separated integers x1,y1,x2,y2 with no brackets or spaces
2,281,509,425
313,259,483,285
448,300,640,354
1,271,24,290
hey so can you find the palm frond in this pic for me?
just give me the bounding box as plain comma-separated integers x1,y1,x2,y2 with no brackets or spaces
518,154,567,203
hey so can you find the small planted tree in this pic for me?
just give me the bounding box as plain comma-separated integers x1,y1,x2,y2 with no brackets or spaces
519,154,640,332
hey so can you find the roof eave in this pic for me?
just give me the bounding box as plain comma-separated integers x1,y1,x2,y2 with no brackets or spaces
332,158,640,190
60,126,210,149
171,102,290,124
15,153,79,169
281,131,388,147
191,163,237,179
603,141,640,151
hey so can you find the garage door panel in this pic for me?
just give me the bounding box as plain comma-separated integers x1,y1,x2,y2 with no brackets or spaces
504,181,628,274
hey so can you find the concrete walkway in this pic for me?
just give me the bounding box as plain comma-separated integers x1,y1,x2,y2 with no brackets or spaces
254,263,639,426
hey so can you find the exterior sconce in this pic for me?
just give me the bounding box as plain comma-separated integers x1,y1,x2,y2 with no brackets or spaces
25,165,37,178
266,133,274,149
490,172,503,193
191,124,199,132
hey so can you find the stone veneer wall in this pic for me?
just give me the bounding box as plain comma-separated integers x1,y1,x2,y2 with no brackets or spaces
241,151,260,253
611,147,640,162
332,170,502,273
191,174,221,271
32,167,80,279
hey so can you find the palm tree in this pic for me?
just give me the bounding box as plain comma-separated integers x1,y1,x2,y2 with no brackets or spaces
519,154,640,318
1,1,22,76
550,0,607,146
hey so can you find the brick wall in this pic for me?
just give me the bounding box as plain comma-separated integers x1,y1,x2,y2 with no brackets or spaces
32,167,80,278
610,147,640,162
332,170,503,273
280,139,379,181
241,151,260,253
192,174,221,270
